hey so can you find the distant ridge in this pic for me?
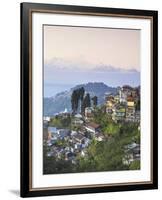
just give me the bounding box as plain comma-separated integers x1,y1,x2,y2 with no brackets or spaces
44,82,117,116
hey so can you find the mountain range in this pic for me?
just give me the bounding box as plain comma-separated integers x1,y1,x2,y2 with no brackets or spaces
44,82,117,116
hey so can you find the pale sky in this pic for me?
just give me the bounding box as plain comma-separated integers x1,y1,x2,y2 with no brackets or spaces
44,25,140,71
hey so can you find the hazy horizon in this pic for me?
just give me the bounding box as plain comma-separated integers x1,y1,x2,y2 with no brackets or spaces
44,80,140,97
44,25,140,97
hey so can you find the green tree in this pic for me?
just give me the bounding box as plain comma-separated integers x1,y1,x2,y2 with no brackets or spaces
136,99,140,111
76,122,140,173
43,144,75,174
85,93,91,107
71,87,85,114
49,117,62,128
79,87,85,102
78,87,85,113
103,122,120,136
92,96,98,107
71,90,79,114
81,93,91,115
129,160,140,170
49,116,71,128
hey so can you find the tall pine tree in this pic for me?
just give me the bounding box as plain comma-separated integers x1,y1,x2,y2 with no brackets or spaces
81,93,91,115
92,96,98,107
71,87,85,114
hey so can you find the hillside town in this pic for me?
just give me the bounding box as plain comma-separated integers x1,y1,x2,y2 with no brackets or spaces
43,85,140,173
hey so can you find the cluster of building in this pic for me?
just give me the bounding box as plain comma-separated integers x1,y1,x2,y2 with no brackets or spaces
43,85,140,165
123,142,140,165
43,117,105,163
105,85,140,123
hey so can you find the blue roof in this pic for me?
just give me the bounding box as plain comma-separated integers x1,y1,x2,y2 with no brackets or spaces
48,127,57,133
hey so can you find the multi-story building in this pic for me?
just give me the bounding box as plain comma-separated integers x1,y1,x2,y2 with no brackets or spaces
126,96,136,122
112,106,126,122
135,110,140,123
105,95,115,115
119,88,127,104
123,143,140,165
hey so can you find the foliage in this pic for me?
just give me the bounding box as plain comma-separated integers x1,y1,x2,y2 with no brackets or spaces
79,87,85,102
71,87,85,114
76,122,140,172
45,103,140,174
43,144,75,174
135,99,140,111
129,160,140,170
92,96,98,107
55,139,69,148
81,93,91,115
71,87,98,115
103,122,120,136
71,90,79,114
93,107,106,124
49,115,71,128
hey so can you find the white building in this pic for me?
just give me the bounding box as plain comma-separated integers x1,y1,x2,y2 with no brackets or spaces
43,116,50,122
85,122,100,134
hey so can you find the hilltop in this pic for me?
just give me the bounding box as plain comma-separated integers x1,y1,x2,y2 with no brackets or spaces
44,82,117,116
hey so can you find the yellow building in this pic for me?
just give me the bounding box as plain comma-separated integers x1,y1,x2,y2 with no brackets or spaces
127,96,135,107
127,101,134,107
126,96,135,121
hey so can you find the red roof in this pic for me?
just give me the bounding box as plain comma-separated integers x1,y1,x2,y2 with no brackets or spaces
86,122,100,129
127,96,134,102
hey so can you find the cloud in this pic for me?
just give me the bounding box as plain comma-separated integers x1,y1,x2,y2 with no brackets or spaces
45,57,140,73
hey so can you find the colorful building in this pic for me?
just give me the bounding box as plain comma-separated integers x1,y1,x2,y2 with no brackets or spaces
126,96,136,122
112,106,126,122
